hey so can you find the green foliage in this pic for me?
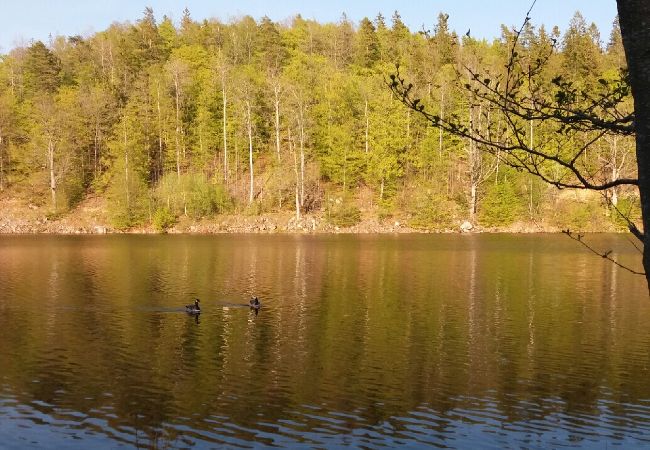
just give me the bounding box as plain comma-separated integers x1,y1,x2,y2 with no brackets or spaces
245,200,264,216
377,198,396,220
407,190,460,229
366,87,406,199
184,174,231,218
152,206,177,232
23,41,61,94
610,196,642,231
566,203,599,230
61,172,86,209
155,173,231,219
326,194,361,227
355,18,380,68
479,181,524,227
0,9,636,233
550,197,604,231
105,159,150,230
107,183,149,230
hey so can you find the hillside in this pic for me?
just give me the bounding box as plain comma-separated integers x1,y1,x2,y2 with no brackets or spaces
0,9,638,233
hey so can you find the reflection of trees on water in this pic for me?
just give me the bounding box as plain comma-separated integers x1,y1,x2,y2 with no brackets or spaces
1,235,650,446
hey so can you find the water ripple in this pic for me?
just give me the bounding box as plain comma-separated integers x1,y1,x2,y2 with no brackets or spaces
1,235,650,448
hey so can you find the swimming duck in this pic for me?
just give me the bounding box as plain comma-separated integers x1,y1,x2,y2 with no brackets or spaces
186,298,201,314
249,296,261,309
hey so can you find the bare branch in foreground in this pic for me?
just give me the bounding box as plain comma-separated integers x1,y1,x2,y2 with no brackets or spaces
562,229,645,275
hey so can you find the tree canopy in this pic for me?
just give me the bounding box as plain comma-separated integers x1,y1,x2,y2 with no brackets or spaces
0,8,634,238
390,0,650,284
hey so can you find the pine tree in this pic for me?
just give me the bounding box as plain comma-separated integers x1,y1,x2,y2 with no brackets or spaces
355,18,380,68
23,41,61,95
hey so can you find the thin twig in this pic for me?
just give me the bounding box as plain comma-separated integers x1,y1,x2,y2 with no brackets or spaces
599,191,645,244
562,229,645,275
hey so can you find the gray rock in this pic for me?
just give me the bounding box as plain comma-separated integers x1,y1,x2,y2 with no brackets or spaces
460,221,473,232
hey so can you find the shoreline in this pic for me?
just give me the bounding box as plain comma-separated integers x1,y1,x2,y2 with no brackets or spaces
0,195,625,235
0,212,615,235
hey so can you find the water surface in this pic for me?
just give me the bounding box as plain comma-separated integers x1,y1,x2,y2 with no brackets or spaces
0,234,649,449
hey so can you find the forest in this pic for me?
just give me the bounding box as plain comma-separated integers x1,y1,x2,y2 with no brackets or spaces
0,8,637,232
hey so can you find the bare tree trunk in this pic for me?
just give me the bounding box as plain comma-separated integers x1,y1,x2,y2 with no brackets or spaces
468,104,480,220
289,127,300,220
611,136,619,207
94,116,100,180
156,81,163,181
438,90,444,158
173,73,182,182
470,182,477,219
48,136,56,210
108,42,115,85
364,98,369,154
528,178,534,218
246,100,254,204
343,146,347,192
406,109,410,141
235,133,239,183
529,118,534,214
617,0,650,286
100,40,106,77
274,83,281,162
10,66,15,97
222,78,228,182
299,105,306,208
123,120,129,208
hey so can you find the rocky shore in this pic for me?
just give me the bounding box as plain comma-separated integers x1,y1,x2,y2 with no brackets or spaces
0,206,425,234
0,195,578,235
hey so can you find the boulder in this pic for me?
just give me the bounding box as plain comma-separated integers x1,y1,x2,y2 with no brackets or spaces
460,221,473,232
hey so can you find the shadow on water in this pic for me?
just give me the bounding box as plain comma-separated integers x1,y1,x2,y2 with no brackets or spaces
0,234,649,448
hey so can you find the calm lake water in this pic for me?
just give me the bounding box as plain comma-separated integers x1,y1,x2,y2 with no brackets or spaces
1,234,649,449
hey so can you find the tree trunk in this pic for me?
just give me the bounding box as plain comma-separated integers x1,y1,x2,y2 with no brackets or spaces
222,79,228,182
108,43,115,85
470,182,477,219
156,81,163,182
246,100,254,204
406,109,410,141
611,136,619,207
174,74,181,182
298,101,306,207
48,136,56,210
343,146,347,192
364,98,369,154
289,127,300,221
94,115,100,180
123,120,129,208
274,84,281,162
617,0,650,286
439,90,444,158
468,104,480,221
10,66,15,97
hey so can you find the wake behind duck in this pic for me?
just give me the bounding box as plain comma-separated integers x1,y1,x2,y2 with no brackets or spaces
217,296,262,310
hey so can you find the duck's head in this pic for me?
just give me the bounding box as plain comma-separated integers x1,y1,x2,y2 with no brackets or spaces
195,298,200,307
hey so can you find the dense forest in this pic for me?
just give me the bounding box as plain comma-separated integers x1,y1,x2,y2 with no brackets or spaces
0,8,637,231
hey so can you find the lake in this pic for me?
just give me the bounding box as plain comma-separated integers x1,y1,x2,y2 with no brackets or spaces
1,234,649,449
